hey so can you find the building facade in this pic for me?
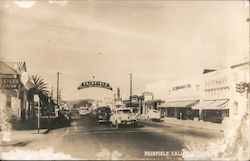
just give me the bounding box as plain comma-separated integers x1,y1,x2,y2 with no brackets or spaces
0,61,31,122
144,61,249,123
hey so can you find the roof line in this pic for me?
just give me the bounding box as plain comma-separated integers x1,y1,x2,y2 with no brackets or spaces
0,61,19,74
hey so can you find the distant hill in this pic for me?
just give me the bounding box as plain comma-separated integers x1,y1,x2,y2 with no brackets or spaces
65,99,96,107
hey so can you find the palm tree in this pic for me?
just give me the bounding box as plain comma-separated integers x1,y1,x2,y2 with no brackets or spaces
27,75,49,118
30,75,49,94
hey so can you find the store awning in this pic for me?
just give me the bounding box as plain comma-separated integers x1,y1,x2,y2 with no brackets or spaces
192,100,214,109
192,99,229,110
158,100,199,108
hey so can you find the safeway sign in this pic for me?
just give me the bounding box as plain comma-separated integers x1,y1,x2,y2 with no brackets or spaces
0,74,20,89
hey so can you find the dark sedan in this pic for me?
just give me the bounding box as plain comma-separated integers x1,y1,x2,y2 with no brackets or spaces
93,106,111,124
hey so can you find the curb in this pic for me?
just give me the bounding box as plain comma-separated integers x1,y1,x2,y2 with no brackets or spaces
43,129,50,134
36,129,50,134
138,119,224,133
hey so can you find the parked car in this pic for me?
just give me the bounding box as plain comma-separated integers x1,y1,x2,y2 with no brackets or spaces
110,108,137,128
94,106,111,124
58,109,71,126
59,108,71,119
79,108,89,116
145,109,161,121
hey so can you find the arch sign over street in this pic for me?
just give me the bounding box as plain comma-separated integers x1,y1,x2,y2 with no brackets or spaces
78,81,113,91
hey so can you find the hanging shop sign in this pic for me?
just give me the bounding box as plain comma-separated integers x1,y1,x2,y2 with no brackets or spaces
78,81,113,90
0,74,20,89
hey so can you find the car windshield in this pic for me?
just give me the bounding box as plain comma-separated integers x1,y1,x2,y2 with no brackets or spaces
117,109,131,114
97,107,111,113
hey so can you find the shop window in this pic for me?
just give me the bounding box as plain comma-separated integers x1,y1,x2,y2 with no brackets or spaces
6,95,11,108
233,101,238,115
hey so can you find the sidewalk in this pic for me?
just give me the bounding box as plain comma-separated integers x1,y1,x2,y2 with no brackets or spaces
1,118,49,148
0,128,48,147
139,117,225,132
0,115,73,147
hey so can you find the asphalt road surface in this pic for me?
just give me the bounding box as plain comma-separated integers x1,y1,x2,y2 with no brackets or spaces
17,114,223,160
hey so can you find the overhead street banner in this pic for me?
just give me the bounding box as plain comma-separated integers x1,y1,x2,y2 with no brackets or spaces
0,74,20,89
78,81,113,90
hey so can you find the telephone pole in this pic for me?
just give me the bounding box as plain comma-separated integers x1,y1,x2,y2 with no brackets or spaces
129,73,132,107
48,86,53,131
57,72,60,109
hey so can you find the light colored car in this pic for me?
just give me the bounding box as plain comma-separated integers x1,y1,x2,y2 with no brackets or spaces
145,109,161,121
79,109,89,116
110,108,137,128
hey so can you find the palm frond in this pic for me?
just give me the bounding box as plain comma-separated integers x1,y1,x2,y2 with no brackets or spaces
30,75,48,94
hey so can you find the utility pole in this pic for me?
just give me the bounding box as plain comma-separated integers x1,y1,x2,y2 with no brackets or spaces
57,72,60,110
48,86,53,131
51,86,53,100
248,16,250,116
117,87,120,101
48,98,51,131
129,73,132,107
38,98,40,134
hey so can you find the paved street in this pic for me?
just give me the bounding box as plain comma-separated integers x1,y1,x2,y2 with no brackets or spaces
11,114,223,160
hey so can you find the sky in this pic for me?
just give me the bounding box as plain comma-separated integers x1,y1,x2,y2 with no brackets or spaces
0,0,249,100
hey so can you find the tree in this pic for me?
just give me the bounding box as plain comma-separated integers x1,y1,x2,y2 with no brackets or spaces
27,75,50,118
30,75,49,94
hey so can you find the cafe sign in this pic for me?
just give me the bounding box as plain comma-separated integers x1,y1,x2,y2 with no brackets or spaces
78,81,113,90
0,74,20,89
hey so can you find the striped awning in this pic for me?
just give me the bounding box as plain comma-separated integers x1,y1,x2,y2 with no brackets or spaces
158,100,199,108
192,99,229,110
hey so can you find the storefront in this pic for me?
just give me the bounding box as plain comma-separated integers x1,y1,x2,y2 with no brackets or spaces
0,61,21,120
159,100,199,120
144,61,249,123
154,75,201,120
192,99,230,123
0,61,30,121
194,61,249,123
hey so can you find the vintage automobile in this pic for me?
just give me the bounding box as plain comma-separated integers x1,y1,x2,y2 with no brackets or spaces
58,108,71,126
145,109,161,121
79,108,89,116
94,106,111,124
110,108,137,128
